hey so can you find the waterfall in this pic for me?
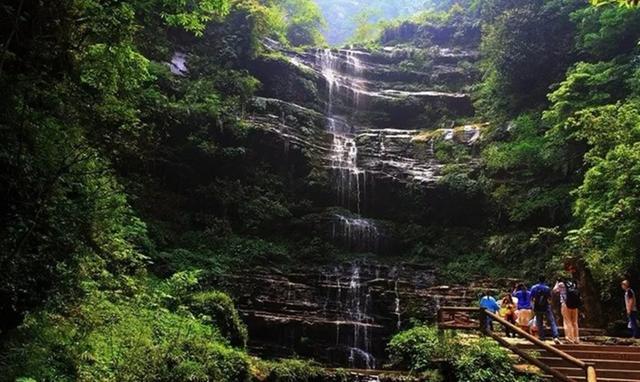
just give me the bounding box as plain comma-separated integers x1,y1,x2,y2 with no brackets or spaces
317,49,368,214
345,263,375,369
315,51,381,368
317,49,380,239
331,214,380,253
394,278,402,330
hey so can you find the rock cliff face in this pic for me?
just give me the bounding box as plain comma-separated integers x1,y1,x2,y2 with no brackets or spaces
229,37,487,369
222,261,451,368
246,41,485,238
220,260,516,368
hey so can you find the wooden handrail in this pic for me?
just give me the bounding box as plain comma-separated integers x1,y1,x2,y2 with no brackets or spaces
483,309,597,382
438,306,480,312
485,330,574,382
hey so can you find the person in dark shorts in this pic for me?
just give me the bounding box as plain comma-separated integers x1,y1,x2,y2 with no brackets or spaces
622,280,640,338
530,275,560,343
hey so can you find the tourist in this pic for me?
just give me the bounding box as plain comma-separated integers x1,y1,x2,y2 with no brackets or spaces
622,280,640,338
554,277,581,344
513,283,533,330
528,317,538,336
500,294,517,337
530,275,561,344
479,291,500,332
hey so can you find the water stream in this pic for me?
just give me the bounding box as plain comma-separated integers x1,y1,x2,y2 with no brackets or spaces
345,264,375,369
315,50,393,369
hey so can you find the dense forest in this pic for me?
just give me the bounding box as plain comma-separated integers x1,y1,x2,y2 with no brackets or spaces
1,0,640,381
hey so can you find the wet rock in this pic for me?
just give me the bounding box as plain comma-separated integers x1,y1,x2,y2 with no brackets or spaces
219,260,483,369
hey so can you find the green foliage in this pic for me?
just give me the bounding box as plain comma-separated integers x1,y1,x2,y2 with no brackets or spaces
483,115,550,174
591,0,640,7
0,290,251,382
154,235,289,275
349,8,384,44
573,4,640,60
481,115,572,226
278,0,326,46
260,359,324,382
157,0,231,35
376,4,480,49
388,327,541,382
476,1,579,119
454,338,539,382
257,0,326,47
565,102,640,285
188,291,249,348
387,326,458,371
544,61,631,128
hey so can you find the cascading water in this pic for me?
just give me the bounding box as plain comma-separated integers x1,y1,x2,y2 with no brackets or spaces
345,264,375,369
317,49,368,214
394,279,402,331
316,50,384,369
331,214,380,253
323,263,377,369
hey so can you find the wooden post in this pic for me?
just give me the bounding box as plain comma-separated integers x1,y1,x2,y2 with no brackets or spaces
485,310,588,370
479,307,487,335
488,331,575,382
586,365,597,382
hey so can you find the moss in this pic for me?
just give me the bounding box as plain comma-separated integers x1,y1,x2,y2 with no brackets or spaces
411,129,441,143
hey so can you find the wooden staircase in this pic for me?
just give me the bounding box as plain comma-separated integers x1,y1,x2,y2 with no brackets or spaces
518,343,640,381
438,306,613,382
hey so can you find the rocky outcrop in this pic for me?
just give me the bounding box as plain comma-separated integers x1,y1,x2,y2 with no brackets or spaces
221,261,438,368
221,260,518,369
243,40,487,256
233,38,489,370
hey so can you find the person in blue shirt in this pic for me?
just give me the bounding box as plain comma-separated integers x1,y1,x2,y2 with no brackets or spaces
530,275,560,343
512,283,533,329
479,291,500,332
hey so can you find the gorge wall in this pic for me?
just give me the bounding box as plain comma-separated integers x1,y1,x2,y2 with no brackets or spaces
220,261,513,368
246,41,486,250
215,37,491,368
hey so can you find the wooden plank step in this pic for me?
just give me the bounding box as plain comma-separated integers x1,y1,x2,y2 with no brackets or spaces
552,376,640,382
552,366,640,380
532,349,640,362
518,343,640,353
539,356,640,370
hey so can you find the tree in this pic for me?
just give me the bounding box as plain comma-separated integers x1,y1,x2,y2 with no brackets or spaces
591,0,640,7
475,1,580,120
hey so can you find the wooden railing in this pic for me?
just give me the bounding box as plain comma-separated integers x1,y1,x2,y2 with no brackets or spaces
438,307,597,382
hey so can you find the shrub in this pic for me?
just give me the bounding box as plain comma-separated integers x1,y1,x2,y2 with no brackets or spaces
388,328,541,382
454,338,540,382
387,326,458,371
262,359,325,382
1,292,252,382
188,290,248,348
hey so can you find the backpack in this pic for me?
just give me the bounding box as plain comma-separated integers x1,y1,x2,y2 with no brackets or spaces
533,287,550,312
565,281,582,309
